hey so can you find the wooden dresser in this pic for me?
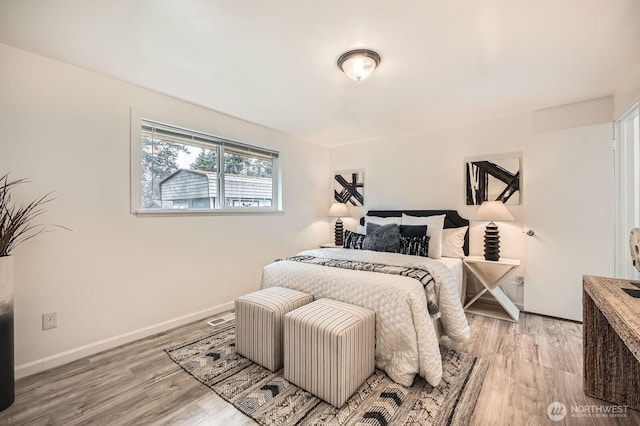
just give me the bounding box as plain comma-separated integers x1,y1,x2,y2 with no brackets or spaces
583,275,640,410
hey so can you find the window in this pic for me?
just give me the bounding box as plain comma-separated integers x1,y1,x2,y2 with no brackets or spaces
137,119,280,212
614,100,640,279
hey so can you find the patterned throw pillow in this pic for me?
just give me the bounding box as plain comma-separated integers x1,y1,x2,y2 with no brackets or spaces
402,214,445,259
343,230,365,250
399,235,430,257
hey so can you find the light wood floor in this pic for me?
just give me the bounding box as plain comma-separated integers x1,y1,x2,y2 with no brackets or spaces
1,312,638,425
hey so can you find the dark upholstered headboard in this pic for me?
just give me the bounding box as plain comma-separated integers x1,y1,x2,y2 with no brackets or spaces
359,210,470,256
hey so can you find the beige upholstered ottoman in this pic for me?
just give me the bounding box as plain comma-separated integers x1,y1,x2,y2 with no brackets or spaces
283,298,376,408
235,286,313,371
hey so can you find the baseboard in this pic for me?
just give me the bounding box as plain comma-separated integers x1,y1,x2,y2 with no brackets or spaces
15,301,234,379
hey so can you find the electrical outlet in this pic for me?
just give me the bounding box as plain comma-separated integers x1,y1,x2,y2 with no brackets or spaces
515,275,525,285
42,312,57,330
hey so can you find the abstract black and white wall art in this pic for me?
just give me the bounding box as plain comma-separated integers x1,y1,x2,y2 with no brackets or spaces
466,154,521,205
334,170,364,206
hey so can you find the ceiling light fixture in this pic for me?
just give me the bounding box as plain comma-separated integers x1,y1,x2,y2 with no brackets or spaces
337,49,381,82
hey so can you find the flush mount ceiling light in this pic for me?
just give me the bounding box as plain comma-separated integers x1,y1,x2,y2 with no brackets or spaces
337,49,381,81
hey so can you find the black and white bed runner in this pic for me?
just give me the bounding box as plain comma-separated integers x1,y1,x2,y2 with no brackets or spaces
280,255,440,318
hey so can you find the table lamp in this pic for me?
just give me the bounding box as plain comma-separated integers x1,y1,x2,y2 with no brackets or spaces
475,200,514,261
329,202,349,246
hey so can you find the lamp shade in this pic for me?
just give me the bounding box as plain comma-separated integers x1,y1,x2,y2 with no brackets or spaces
474,201,514,221
329,202,349,217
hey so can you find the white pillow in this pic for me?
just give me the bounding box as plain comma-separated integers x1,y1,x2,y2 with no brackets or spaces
441,226,468,258
401,214,446,259
360,215,401,234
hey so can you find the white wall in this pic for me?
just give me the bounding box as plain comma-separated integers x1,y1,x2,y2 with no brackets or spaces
330,113,530,305
615,60,640,118
0,43,330,376
330,96,621,315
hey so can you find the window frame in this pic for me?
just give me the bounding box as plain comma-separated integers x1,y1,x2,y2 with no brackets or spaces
130,109,283,216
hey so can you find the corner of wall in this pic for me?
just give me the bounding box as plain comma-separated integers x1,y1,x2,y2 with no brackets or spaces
614,59,640,118
533,96,614,133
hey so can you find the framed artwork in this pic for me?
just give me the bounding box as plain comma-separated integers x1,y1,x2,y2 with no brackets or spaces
465,153,521,205
334,170,364,206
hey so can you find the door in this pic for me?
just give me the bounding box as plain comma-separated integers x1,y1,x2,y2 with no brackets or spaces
524,123,614,321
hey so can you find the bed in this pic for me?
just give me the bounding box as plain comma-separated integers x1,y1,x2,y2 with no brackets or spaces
261,210,470,387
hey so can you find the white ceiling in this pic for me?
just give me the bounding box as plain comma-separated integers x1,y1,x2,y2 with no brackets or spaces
1,0,639,146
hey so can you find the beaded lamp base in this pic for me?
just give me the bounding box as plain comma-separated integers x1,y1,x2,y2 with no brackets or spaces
334,218,344,246
484,222,501,261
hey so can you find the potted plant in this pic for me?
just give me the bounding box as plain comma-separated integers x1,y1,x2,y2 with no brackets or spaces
0,173,60,412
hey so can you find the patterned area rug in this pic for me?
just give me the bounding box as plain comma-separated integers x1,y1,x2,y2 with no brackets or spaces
165,323,488,426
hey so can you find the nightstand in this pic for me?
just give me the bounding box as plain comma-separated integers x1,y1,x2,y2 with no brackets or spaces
463,255,520,322
319,243,341,248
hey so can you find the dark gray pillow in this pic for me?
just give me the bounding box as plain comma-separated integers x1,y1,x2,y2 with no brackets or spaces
399,224,427,238
363,223,400,253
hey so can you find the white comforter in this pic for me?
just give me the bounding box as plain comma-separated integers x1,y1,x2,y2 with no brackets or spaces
261,248,470,387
